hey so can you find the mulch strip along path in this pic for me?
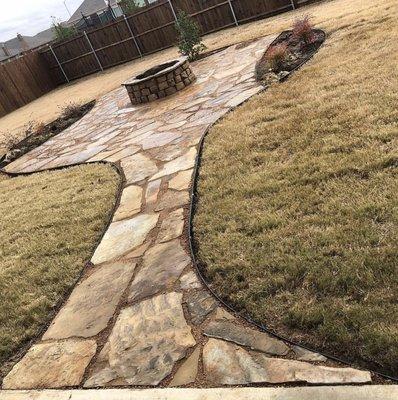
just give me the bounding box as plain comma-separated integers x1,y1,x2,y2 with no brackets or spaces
256,29,326,84
0,101,95,169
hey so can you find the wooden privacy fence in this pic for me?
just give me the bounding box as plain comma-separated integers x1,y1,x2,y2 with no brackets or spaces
41,0,310,84
0,51,57,118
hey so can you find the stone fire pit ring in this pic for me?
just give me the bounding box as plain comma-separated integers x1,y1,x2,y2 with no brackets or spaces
123,57,196,105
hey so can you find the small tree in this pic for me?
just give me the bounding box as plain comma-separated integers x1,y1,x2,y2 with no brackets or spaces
175,10,206,61
52,17,76,41
120,0,140,14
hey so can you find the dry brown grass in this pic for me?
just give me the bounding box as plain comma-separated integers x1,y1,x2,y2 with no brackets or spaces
0,0,390,156
194,0,398,376
0,165,120,370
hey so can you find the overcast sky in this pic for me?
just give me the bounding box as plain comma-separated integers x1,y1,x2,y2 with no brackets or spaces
0,0,86,42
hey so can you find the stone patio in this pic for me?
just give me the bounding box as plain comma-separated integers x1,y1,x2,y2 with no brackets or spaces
2,35,373,390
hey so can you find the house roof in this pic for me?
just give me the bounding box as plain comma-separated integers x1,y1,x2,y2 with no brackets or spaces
68,0,119,23
0,28,56,62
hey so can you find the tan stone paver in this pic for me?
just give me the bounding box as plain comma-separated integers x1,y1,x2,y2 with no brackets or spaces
2,35,372,389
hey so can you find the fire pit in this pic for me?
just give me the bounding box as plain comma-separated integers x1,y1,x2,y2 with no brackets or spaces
123,57,196,105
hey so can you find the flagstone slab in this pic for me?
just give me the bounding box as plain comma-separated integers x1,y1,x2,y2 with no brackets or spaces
113,185,142,221
169,169,193,191
145,178,161,205
187,290,218,325
92,213,158,265
292,345,327,362
203,339,371,385
3,340,96,389
121,153,158,184
150,148,197,181
105,146,140,162
155,190,189,211
203,320,289,356
43,261,136,340
180,271,202,290
157,208,184,243
141,132,181,150
148,145,186,162
169,347,201,387
128,240,190,302
85,293,196,387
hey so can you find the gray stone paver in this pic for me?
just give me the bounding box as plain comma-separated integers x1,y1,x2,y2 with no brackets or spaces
84,292,196,387
203,339,371,385
2,35,373,390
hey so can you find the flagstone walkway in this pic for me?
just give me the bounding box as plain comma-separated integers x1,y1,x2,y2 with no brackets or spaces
2,35,373,389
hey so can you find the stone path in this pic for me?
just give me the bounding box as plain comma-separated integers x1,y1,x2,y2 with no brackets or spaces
2,35,373,389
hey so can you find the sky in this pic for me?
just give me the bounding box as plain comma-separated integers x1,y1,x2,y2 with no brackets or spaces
0,0,85,42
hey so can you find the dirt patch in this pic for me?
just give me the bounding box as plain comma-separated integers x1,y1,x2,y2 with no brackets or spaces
0,101,95,169
256,29,325,84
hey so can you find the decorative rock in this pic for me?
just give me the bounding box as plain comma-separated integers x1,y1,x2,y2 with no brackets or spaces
43,261,136,340
203,339,371,385
169,169,193,191
292,345,327,362
180,271,202,290
91,213,158,265
187,290,218,325
150,147,196,181
113,185,142,221
3,340,96,389
128,240,190,302
157,208,184,243
85,293,196,387
169,346,201,387
203,320,289,356
155,190,189,211
121,154,158,184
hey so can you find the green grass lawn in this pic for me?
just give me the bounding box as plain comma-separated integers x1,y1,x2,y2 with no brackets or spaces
193,0,398,377
0,165,120,375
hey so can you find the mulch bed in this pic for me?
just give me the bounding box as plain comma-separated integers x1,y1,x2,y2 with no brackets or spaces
256,29,325,84
0,101,95,169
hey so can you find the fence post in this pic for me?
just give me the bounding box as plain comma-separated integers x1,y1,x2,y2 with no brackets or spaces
228,0,239,26
168,0,177,21
84,31,103,71
49,45,69,83
123,14,143,58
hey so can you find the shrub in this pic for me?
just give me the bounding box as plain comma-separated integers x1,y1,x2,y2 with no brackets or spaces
61,102,83,120
34,122,46,136
175,10,206,61
266,43,289,71
292,15,315,46
52,17,77,41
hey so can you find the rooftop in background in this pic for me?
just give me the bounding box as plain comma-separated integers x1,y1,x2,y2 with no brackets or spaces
67,0,120,24
0,28,56,62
